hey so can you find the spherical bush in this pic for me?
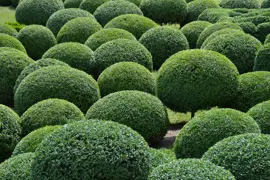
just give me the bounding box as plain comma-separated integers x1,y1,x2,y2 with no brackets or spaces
174,108,260,159
46,8,95,35
148,159,236,180
139,0,187,25
79,0,110,14
0,153,35,180
104,14,159,39
254,44,270,71
0,47,23,54
14,66,100,115
0,33,26,53
64,0,82,8
198,8,235,23
203,133,270,180
86,91,169,142
98,62,156,97
180,21,212,49
157,49,239,113
43,42,95,74
15,0,64,25
236,22,257,35
265,34,270,44
85,28,136,51
16,25,56,60
233,71,270,112
255,22,270,42
139,26,189,70
94,39,153,76
0,105,21,163
262,0,270,8
31,120,150,180
0,24,17,36
220,0,260,9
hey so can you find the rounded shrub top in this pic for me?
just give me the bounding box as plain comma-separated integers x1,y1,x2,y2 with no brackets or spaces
94,39,153,76
85,28,136,51
104,14,159,39
14,66,100,115
139,26,189,70
98,62,156,97
0,47,25,54
0,24,17,36
203,133,270,180
174,108,260,159
46,8,95,35
93,0,143,27
0,153,35,180
86,90,169,143
254,43,270,71
15,0,64,25
139,0,187,25
262,0,270,8
156,49,239,113
220,0,260,9
31,120,150,180
43,42,95,74
148,159,236,180
79,0,110,14
0,33,26,53
17,25,56,60
265,34,270,44
64,0,83,8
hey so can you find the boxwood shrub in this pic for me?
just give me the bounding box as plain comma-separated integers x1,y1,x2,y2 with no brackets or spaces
254,43,270,71
0,24,17,36
0,33,26,53
236,22,257,36
64,0,82,8
255,22,270,42
262,0,270,8
265,34,270,44
79,0,110,14
220,0,260,9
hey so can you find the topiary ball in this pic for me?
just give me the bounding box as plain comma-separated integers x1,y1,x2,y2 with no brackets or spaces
79,0,110,14
148,159,236,180
233,71,270,112
98,62,156,97
203,133,270,180
255,22,270,43
64,0,82,8
139,26,189,70
13,126,62,155
15,0,64,25
236,22,257,36
31,120,150,180
94,39,153,76
157,49,239,113
0,153,35,180
254,43,270,71
262,0,270,8
86,90,169,143
0,47,23,54
104,14,159,39
46,8,95,35
265,34,270,44
85,28,136,51
0,24,17,36
180,21,212,49
139,0,187,25
0,33,26,53
16,25,56,60
220,0,260,9
93,0,143,27
43,42,95,74
174,108,260,159
0,105,21,163
14,66,100,115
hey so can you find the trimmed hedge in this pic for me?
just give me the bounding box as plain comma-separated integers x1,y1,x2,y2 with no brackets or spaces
85,28,136,51
262,0,270,8
139,26,189,70
265,34,270,44
86,90,169,142
236,22,257,36
220,0,261,9
148,159,236,180
174,108,260,159
104,14,159,39
79,0,110,14
0,47,24,54
15,0,64,25
156,49,239,113
14,66,100,115
203,133,270,180
198,8,236,23
255,22,270,42
57,17,102,44
0,33,26,53
0,24,17,36
254,43,270,71
64,0,82,8
31,120,150,180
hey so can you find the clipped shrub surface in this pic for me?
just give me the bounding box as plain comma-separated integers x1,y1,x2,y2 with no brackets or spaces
262,0,270,8
0,24,17,36
254,43,270,71
220,0,260,9
255,22,270,42
64,0,82,8
265,33,270,44
0,33,26,53
79,0,110,14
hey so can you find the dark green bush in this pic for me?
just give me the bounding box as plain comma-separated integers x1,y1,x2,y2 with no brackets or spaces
104,14,159,39
0,47,23,54
220,0,260,9
255,22,270,42
203,133,270,180
31,120,150,180
262,0,270,8
43,42,95,75
0,24,17,36
64,0,82,8
14,66,100,115
254,43,270,71
236,22,257,35
11,0,19,6
265,34,270,44
0,105,21,163
85,28,136,51
156,49,239,113
94,39,153,76
139,26,189,70
0,0,11,5
5,22,26,32
86,90,169,143
57,17,102,43
198,8,235,23
0,33,26,53
15,0,64,25
148,159,236,180
79,0,110,14
174,108,260,159
232,15,270,26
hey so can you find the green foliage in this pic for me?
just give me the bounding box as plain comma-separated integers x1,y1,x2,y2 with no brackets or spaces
264,33,270,44
139,26,189,70
79,0,110,14
86,90,169,142
148,159,236,180
64,0,82,8
31,120,150,180
57,17,102,44
220,0,261,9
104,14,159,39
198,8,236,23
0,23,17,36
15,0,64,25
0,47,23,54
236,22,257,35
157,49,239,113
14,66,100,115
11,0,19,6
0,33,26,53
255,22,270,42
262,0,270,8
203,133,270,180
5,22,26,32
254,43,270,71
